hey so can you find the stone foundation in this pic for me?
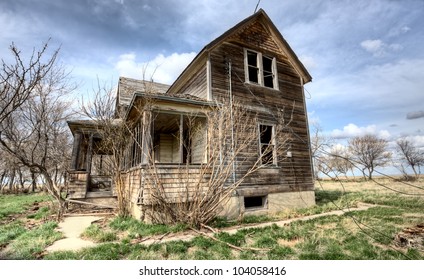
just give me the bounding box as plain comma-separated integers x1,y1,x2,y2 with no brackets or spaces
131,190,316,223
220,190,316,220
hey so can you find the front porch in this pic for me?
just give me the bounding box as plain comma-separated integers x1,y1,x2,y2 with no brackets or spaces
66,120,116,207
67,171,113,199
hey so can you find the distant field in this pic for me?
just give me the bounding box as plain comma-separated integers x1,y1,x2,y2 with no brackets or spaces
316,176,424,196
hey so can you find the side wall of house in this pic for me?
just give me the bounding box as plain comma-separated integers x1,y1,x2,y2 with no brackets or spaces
176,66,208,100
209,19,315,216
125,18,315,221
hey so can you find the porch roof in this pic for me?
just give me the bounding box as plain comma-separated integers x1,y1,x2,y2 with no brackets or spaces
125,92,216,120
67,119,123,136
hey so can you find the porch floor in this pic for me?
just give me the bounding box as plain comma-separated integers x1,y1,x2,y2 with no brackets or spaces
86,191,114,198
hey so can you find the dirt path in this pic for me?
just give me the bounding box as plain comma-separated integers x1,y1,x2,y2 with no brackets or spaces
44,202,377,252
140,202,378,245
45,216,104,252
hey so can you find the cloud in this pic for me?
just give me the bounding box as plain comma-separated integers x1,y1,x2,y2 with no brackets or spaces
396,135,424,149
360,39,402,57
409,135,424,148
114,51,197,85
406,110,424,120
331,123,390,139
299,55,317,70
388,25,411,37
361,39,384,53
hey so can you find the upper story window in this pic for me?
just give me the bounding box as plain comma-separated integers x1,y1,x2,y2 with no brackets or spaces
244,49,278,90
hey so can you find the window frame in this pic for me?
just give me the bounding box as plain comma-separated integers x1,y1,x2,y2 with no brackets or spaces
258,123,277,166
244,48,278,90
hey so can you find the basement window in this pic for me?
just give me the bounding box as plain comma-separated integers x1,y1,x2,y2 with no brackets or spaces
244,49,278,90
244,195,267,209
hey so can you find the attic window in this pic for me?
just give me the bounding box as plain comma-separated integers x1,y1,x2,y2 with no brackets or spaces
244,49,278,90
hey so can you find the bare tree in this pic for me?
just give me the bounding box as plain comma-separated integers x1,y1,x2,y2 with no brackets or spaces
348,134,391,180
396,138,424,178
139,101,293,227
80,82,131,216
0,41,74,217
1,41,58,124
315,148,352,180
329,146,353,179
310,122,332,179
0,150,25,193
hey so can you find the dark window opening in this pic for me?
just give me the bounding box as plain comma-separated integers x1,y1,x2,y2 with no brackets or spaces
259,124,275,165
247,51,259,83
244,196,267,209
263,56,274,88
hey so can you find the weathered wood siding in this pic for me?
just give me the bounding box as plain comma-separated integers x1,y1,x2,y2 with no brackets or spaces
123,166,211,205
123,16,313,215
177,66,208,100
122,168,142,205
190,118,207,164
67,171,88,198
207,19,314,194
157,134,179,163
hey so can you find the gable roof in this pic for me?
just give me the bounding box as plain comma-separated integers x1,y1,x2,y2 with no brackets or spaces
117,77,171,108
167,9,312,94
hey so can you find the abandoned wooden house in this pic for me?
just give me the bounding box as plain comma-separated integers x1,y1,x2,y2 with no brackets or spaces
67,9,315,222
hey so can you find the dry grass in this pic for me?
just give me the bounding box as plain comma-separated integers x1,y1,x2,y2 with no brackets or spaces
316,176,424,196
3,177,424,260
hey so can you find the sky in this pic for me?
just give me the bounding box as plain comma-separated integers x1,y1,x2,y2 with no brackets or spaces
1,0,423,157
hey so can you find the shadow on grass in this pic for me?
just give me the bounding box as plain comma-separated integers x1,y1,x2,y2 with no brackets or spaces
315,190,347,206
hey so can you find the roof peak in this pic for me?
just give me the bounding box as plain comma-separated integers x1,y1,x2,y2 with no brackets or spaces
119,76,171,87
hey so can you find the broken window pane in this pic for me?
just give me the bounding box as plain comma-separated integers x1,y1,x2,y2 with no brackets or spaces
259,124,275,165
247,51,259,83
263,56,274,88
245,49,277,89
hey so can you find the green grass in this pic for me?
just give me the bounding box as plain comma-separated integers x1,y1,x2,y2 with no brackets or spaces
81,224,118,242
26,206,51,220
2,181,424,260
0,193,50,220
210,214,273,228
109,216,187,237
0,193,54,258
9,221,62,259
87,189,422,260
0,221,26,247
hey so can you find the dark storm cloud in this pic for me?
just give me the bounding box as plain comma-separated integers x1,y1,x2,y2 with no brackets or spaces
0,0,190,57
1,0,424,144
407,110,424,120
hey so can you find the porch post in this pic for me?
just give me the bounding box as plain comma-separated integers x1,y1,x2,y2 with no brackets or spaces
179,114,184,163
86,133,94,174
141,110,152,164
70,132,82,170
85,134,94,192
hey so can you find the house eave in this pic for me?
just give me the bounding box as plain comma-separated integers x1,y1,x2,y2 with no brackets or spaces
167,9,312,94
125,92,216,120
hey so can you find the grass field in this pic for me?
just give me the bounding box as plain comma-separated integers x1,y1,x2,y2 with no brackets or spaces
1,178,423,260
